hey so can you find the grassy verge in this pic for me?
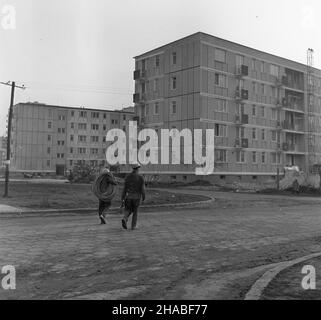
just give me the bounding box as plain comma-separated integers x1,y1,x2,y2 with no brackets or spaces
0,182,208,210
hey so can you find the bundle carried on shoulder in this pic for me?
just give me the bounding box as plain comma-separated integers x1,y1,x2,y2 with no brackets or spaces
92,171,117,202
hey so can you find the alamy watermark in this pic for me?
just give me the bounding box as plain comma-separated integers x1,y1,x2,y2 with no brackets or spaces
1,265,16,290
1,4,16,30
105,121,215,175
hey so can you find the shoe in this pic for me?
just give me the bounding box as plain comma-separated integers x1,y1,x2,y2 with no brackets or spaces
122,219,127,230
99,215,106,225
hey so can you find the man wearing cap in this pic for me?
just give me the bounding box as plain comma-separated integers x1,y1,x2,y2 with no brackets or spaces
121,164,146,230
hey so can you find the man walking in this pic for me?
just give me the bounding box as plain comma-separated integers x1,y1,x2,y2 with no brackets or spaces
97,167,117,225
121,164,145,230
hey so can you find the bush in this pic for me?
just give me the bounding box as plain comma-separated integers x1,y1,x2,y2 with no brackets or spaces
68,164,97,184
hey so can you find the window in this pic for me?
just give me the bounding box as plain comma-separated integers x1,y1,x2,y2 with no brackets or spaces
153,79,158,91
270,64,279,77
47,135,51,142
57,153,64,159
154,102,159,115
260,61,265,73
78,135,87,143
215,149,227,163
171,76,177,90
91,124,99,131
70,135,74,142
214,73,227,87
236,54,244,67
103,125,107,131
58,141,65,146
156,55,160,67
48,122,52,129
47,147,50,154
91,136,99,143
171,101,177,114
111,119,118,125
216,99,227,112
252,105,256,116
215,124,227,137
79,111,87,118
236,150,245,163
261,129,265,140
103,113,107,119
71,111,74,117
123,115,126,121
58,128,61,133
70,160,73,166
272,86,278,98
252,59,256,70
261,152,266,164
215,48,226,63
261,83,265,96
58,115,65,121
78,148,86,154
272,130,277,142
142,59,146,71
252,151,257,163
47,160,50,167
78,123,87,130
252,128,257,140
91,112,99,119
103,136,106,142
252,81,257,93
272,108,277,120
172,52,177,65
70,148,73,154
71,122,74,129
261,106,265,117
91,148,99,154
271,152,277,164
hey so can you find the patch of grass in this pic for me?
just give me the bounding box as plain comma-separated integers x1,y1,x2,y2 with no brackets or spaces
0,182,208,210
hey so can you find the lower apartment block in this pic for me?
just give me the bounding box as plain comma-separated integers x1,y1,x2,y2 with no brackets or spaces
10,102,134,175
132,32,321,182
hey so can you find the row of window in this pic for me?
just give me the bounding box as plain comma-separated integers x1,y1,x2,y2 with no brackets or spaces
216,149,281,164
48,122,122,131
54,112,127,120
215,123,281,141
47,135,107,143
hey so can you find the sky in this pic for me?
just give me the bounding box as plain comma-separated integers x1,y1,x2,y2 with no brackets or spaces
0,0,321,135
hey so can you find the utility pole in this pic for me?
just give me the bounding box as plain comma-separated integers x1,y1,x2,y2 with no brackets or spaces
0,81,26,197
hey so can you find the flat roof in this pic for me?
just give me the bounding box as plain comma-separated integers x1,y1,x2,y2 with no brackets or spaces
134,31,321,73
14,102,135,114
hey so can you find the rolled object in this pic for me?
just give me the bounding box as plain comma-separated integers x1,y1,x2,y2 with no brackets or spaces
92,173,117,201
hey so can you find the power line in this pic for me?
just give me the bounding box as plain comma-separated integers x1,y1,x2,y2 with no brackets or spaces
0,81,26,198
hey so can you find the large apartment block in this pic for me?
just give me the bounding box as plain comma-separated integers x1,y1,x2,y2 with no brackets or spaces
0,136,7,168
10,102,134,175
133,32,321,182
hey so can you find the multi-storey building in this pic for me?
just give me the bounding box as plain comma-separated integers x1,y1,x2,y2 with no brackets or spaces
133,32,321,183
10,102,134,175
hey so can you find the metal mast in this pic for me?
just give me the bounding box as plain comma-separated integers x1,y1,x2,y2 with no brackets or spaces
307,48,316,172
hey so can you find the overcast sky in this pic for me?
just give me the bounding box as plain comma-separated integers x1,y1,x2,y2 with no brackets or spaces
0,0,320,135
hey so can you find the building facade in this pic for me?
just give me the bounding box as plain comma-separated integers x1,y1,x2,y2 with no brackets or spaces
11,103,134,175
133,32,321,182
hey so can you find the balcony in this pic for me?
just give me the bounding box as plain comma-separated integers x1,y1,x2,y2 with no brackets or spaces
133,70,140,80
133,69,147,81
282,98,304,113
283,121,304,133
235,65,249,78
235,114,249,125
275,75,287,87
283,142,305,153
235,138,249,149
235,88,249,101
133,93,140,103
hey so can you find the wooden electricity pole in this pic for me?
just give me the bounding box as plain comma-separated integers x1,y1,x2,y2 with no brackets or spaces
0,81,25,197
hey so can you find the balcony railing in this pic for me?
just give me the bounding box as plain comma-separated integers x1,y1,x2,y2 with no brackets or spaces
235,138,249,149
235,114,249,125
235,65,249,78
235,88,249,101
283,121,304,132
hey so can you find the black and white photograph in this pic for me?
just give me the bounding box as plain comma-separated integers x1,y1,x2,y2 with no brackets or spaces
1,0,321,307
